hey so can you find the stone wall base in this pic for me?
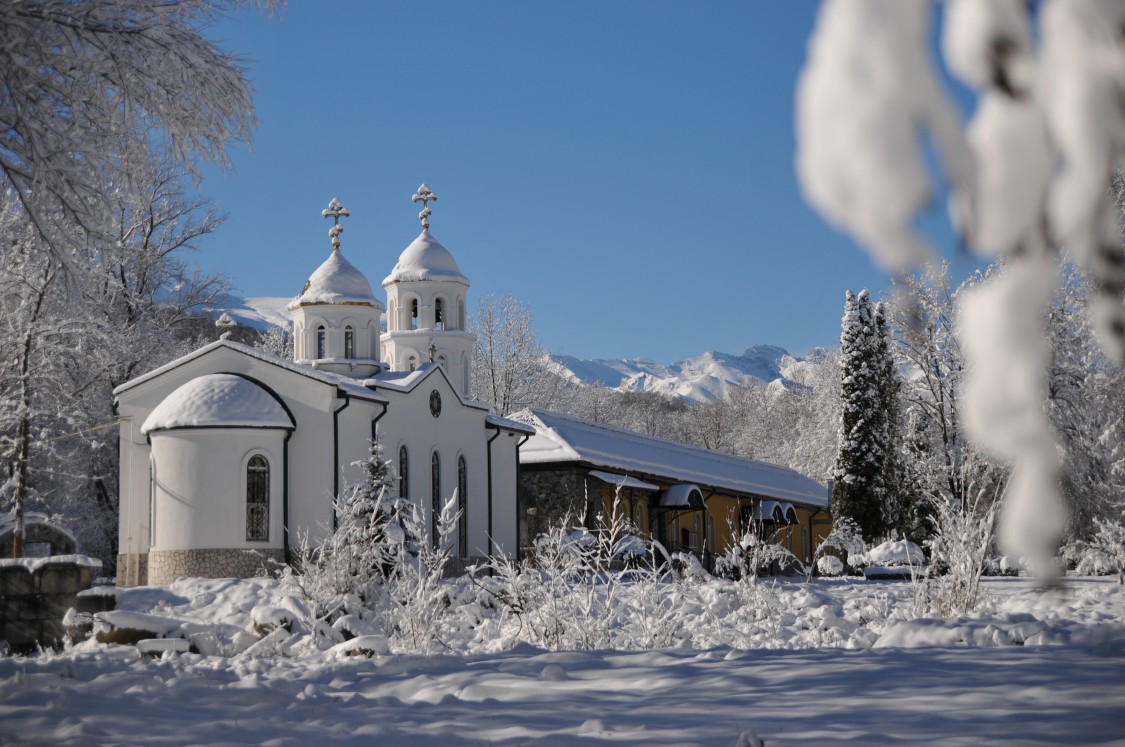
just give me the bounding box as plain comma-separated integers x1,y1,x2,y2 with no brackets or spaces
116,553,149,587
148,548,286,586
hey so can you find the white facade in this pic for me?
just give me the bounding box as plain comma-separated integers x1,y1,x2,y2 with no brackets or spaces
114,206,532,586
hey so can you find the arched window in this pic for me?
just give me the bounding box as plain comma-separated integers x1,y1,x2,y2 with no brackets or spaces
706,515,715,554
457,456,468,557
435,298,444,331
246,456,269,541
316,326,326,359
633,501,646,537
437,354,447,370
398,446,409,499
457,298,465,330
431,452,441,548
344,326,354,359
410,298,419,330
693,514,703,552
407,355,418,372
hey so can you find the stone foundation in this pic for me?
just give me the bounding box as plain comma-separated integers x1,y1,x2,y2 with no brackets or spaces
148,548,286,585
116,553,149,587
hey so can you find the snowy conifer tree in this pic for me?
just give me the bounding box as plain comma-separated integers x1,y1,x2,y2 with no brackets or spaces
832,289,894,542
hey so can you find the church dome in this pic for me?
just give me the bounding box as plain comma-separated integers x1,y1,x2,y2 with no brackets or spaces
382,229,469,287
142,374,294,434
287,249,379,311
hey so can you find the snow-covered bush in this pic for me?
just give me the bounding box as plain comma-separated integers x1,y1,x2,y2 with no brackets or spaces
806,516,865,579
1064,517,1125,584
817,555,845,576
857,540,926,569
918,495,996,616
716,520,801,582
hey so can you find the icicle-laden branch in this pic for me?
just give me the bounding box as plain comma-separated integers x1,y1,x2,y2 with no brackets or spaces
797,0,1125,579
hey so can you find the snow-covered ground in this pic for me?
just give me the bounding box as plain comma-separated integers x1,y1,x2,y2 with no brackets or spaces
1,576,1123,746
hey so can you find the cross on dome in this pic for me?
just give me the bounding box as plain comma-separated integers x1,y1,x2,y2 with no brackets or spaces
412,184,438,229
321,197,351,251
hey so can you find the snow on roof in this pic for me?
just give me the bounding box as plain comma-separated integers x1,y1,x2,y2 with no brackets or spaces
142,374,295,434
382,229,469,287
657,484,704,508
588,470,661,491
512,408,830,508
113,340,388,404
0,511,77,542
486,413,537,435
288,249,380,310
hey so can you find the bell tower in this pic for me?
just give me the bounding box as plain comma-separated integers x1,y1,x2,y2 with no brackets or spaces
382,184,475,396
288,198,385,379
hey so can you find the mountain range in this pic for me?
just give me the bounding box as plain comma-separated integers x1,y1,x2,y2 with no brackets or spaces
548,345,819,403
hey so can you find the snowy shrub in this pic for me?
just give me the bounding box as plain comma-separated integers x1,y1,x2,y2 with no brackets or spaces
817,555,844,576
716,520,801,582
806,516,865,580
918,494,996,616
1064,517,1125,584
858,540,926,568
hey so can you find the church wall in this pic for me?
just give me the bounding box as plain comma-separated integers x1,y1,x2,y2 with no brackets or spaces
149,429,286,552
373,370,506,560
114,345,389,583
487,431,522,557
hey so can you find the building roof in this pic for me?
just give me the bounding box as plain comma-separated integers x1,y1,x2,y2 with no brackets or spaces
288,249,381,310
114,340,388,404
142,374,295,434
511,408,830,508
382,229,469,286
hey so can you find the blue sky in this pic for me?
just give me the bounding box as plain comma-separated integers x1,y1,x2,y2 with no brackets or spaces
195,1,971,362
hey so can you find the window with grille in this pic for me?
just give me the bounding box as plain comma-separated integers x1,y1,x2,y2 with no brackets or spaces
246,455,269,541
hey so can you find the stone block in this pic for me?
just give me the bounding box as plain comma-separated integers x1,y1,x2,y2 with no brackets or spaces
36,563,83,594
1,595,26,622
0,566,34,596
2,618,39,649
40,593,74,622
76,592,116,615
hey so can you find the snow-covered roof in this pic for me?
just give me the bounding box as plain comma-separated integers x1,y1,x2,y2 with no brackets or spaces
588,470,661,491
0,511,76,542
512,408,830,508
288,249,381,310
114,340,388,404
142,374,295,434
382,229,469,287
657,484,704,508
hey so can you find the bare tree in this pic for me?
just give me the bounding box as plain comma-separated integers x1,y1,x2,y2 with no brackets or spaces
0,0,270,266
470,294,560,415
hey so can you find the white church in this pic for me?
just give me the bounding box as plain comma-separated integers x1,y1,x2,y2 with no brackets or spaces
113,188,533,586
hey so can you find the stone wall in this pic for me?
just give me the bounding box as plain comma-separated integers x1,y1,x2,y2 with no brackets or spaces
148,548,286,585
518,467,599,557
0,557,101,652
116,553,149,587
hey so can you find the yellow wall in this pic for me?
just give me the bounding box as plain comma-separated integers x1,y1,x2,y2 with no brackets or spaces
592,475,829,568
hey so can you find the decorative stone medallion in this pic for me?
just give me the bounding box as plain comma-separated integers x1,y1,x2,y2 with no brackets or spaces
429,390,442,418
